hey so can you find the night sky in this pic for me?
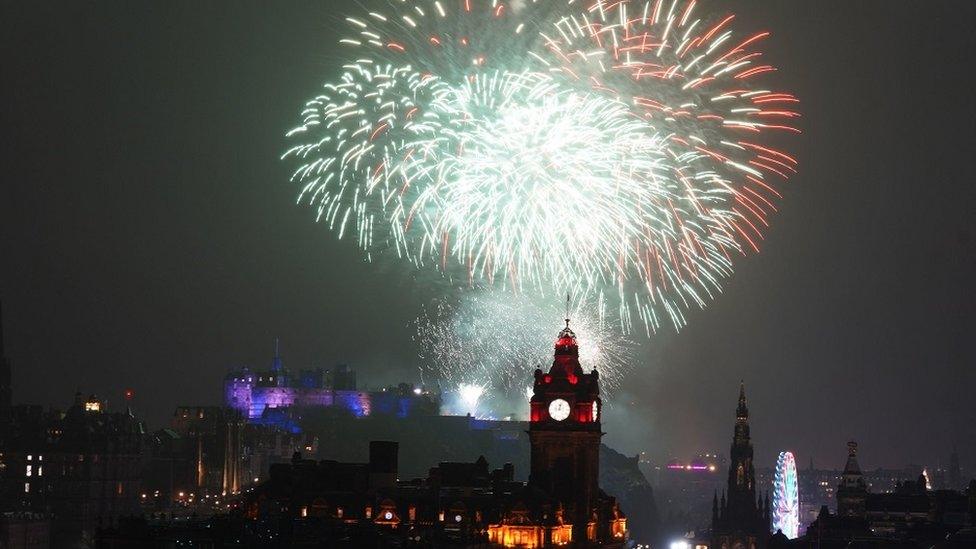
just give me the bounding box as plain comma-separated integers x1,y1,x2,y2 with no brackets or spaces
2,1,974,472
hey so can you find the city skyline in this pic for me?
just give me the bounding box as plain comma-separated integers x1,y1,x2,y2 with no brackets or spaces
2,0,975,476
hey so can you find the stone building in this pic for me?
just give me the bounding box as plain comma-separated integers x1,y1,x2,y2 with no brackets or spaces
710,383,772,549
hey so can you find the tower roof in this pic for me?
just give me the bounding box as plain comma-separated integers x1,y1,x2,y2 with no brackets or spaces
548,318,584,380
554,318,578,353
840,441,866,491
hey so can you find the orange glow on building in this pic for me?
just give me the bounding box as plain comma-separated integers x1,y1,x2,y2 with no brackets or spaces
611,517,627,539
488,524,544,547
487,522,574,547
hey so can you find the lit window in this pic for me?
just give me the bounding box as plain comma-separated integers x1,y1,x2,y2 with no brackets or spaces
27,455,32,461
24,482,30,493
37,466,42,477
26,465,32,477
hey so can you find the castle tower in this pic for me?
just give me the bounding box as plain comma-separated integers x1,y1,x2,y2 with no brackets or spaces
528,319,603,543
837,441,868,518
0,300,11,409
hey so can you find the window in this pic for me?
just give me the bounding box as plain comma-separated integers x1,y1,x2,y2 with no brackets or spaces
24,482,30,493
26,465,32,477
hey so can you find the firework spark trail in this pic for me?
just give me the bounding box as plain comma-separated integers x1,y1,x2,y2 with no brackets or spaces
414,291,636,403
284,0,799,334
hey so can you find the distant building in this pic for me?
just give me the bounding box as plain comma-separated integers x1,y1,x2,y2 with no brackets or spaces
0,393,146,547
223,339,439,422
836,441,868,518
797,442,976,548
170,406,245,496
658,452,724,532
710,382,771,549
141,406,318,510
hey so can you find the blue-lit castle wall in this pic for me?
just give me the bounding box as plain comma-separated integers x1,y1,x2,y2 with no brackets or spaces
224,364,438,426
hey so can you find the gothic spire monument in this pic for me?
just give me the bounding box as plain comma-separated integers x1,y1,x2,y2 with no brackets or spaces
712,382,771,549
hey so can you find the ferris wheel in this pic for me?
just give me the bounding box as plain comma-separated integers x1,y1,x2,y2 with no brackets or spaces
772,451,799,538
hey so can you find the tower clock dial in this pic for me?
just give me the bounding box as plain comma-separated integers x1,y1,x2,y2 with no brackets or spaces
548,398,570,421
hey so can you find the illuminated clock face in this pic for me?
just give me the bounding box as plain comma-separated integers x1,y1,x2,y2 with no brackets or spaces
549,399,570,421
592,401,599,421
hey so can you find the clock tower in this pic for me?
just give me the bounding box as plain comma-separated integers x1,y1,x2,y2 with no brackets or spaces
529,319,603,543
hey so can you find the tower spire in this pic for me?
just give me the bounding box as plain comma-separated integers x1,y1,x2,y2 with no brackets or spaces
565,292,571,327
736,380,749,420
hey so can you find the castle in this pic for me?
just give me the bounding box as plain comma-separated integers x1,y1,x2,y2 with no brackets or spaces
223,339,439,424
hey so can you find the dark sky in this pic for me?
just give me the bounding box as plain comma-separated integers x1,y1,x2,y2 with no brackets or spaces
2,1,974,472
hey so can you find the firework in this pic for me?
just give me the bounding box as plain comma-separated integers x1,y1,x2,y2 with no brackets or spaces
284,0,799,333
414,291,635,412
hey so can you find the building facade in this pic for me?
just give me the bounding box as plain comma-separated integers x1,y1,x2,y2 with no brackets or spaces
798,442,976,548
0,393,147,547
